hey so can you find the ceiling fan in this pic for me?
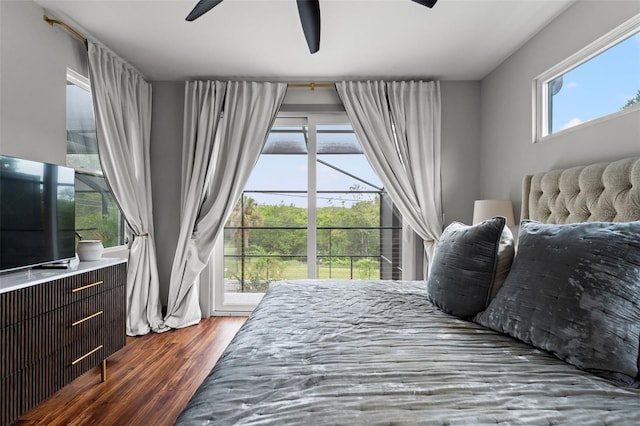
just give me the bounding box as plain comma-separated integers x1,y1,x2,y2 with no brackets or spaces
186,0,438,54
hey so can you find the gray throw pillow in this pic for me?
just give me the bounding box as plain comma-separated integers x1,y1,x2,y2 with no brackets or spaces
427,217,513,319
475,220,640,386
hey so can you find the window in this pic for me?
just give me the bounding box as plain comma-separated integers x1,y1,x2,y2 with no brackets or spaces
534,15,640,142
66,69,124,247
315,124,402,280
219,117,402,310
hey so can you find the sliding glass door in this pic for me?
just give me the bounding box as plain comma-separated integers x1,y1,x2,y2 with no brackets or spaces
222,119,309,309
213,115,401,313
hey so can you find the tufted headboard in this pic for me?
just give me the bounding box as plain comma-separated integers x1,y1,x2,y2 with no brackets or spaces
521,157,640,224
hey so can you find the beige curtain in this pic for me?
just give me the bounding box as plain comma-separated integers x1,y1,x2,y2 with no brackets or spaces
336,80,442,279
87,41,162,335
163,81,287,329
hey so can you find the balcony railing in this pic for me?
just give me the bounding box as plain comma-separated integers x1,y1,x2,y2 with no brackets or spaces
224,189,402,292
224,225,402,292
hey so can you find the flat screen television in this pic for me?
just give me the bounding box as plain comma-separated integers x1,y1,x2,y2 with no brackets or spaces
0,155,76,272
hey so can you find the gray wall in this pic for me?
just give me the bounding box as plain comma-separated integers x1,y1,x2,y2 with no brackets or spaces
479,1,640,220
0,0,88,164
441,81,481,225
150,82,184,305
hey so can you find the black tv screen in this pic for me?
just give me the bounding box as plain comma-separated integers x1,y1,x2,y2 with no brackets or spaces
0,155,76,271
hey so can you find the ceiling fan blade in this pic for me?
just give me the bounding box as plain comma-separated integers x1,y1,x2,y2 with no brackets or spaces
411,0,438,8
297,0,321,54
186,0,225,21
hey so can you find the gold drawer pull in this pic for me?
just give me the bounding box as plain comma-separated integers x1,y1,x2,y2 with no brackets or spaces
72,280,103,293
72,311,103,327
71,345,103,365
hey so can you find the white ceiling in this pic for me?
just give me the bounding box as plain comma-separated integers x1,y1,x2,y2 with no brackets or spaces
35,0,575,81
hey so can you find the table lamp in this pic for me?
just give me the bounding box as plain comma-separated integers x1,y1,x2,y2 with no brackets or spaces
472,199,515,226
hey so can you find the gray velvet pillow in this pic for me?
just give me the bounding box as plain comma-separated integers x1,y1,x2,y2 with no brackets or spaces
427,217,513,319
475,220,640,386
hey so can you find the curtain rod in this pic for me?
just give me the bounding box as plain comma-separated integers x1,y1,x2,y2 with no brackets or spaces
44,15,87,43
287,83,335,91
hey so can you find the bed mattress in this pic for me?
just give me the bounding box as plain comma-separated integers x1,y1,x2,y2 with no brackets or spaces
176,280,640,425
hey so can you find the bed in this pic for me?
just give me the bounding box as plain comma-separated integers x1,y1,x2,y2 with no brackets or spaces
176,156,640,425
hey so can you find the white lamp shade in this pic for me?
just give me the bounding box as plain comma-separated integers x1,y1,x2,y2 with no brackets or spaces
473,199,515,226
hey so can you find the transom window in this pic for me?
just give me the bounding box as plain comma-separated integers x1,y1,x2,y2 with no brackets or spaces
533,14,640,142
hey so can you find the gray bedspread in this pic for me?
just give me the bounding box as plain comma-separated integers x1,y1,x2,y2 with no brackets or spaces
176,280,640,425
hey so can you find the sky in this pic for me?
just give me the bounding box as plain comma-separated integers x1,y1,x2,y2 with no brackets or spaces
244,130,383,208
551,31,640,133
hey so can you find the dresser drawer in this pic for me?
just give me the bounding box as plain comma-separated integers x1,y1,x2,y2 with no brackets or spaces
0,263,126,327
1,285,125,378
66,287,126,368
0,334,126,426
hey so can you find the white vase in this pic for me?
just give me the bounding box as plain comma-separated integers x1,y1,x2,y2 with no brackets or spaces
77,240,104,261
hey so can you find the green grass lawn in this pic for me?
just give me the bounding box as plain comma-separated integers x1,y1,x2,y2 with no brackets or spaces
280,261,380,280
225,259,381,284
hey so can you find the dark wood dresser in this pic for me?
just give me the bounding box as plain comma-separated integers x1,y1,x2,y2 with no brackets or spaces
1,258,127,425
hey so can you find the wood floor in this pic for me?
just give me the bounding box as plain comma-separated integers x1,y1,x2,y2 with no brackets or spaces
13,316,247,426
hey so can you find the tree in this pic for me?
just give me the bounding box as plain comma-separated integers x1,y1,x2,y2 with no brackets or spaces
226,196,263,252
244,246,284,291
253,203,306,256
241,197,263,248
622,89,640,109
